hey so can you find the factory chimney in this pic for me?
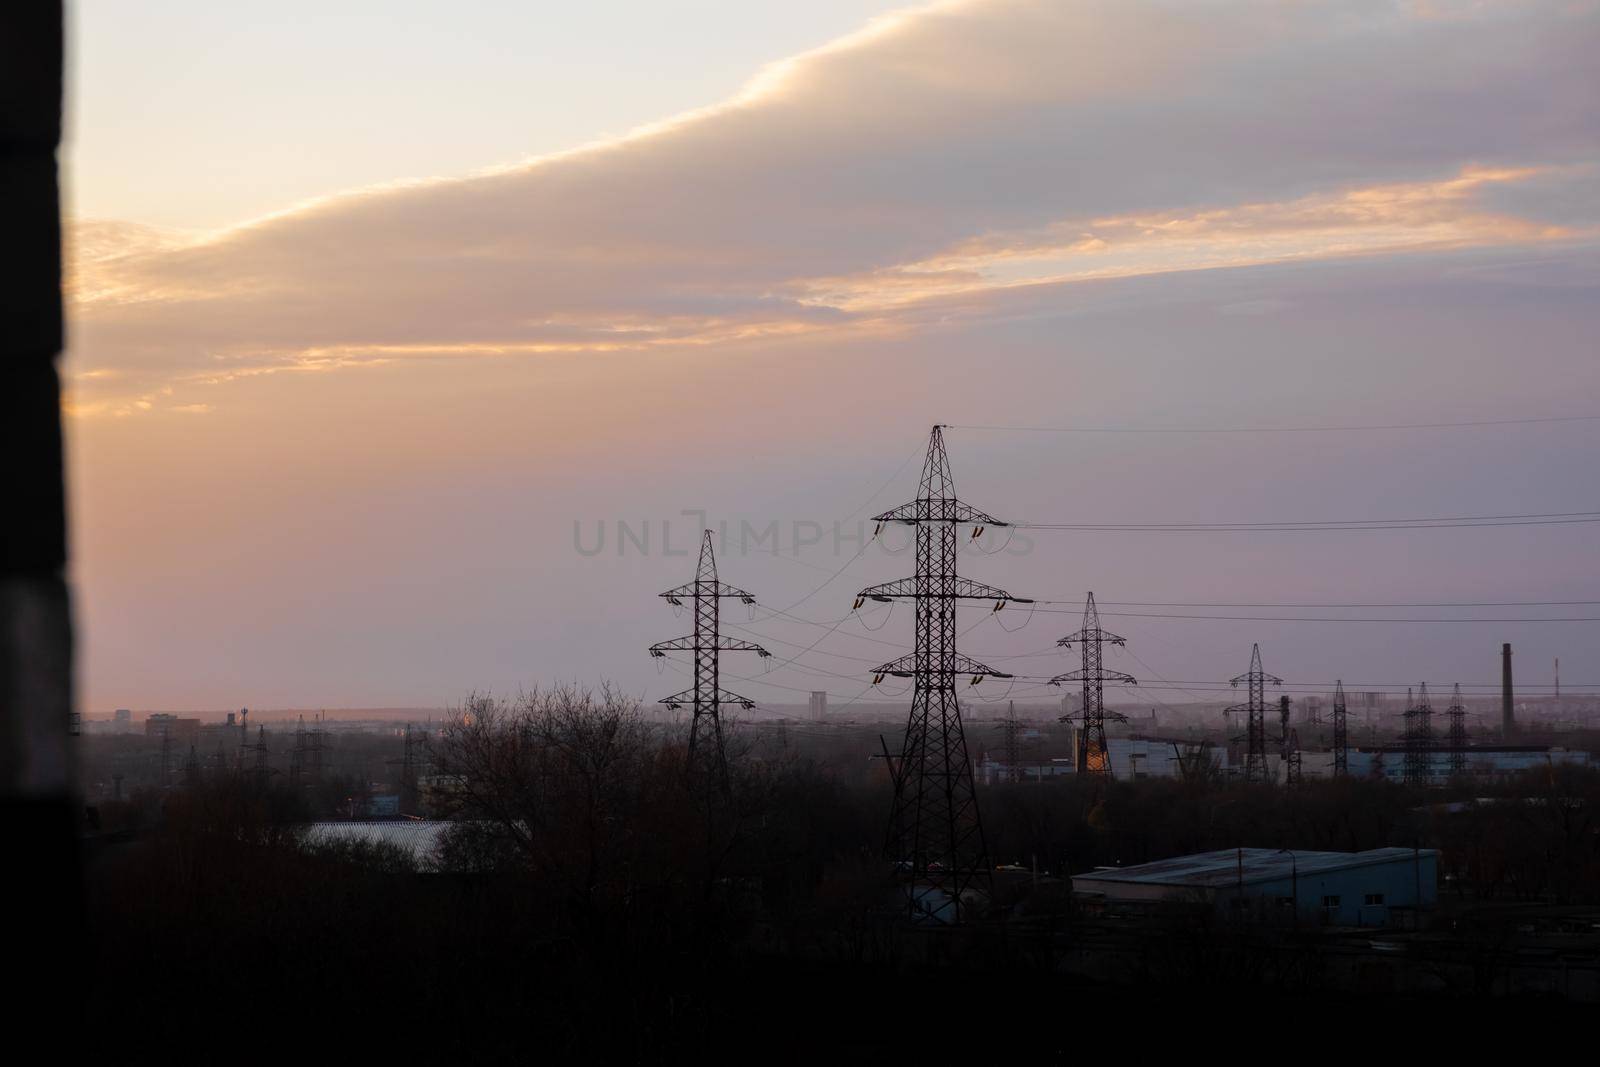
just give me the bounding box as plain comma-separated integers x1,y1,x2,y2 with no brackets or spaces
1501,643,1514,739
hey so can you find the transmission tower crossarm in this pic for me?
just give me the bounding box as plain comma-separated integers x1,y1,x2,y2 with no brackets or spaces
1062,709,1130,724
1050,668,1136,685
649,635,771,656
659,686,758,711
856,576,1027,603
870,652,1012,679
1058,627,1126,648
658,580,756,604
872,499,1007,527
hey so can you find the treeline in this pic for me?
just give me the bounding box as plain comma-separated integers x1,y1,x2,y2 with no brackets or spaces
83,687,1600,1054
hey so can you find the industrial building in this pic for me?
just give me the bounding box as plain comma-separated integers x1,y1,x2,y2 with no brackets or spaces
144,713,201,743
978,734,1230,784
808,690,827,721
1345,746,1590,783
1072,847,1437,926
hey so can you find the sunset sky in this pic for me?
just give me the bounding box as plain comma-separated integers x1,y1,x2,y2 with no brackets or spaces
64,1,1600,713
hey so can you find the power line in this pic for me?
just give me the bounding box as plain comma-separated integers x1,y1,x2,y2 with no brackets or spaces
1059,598,1600,609
946,414,1600,435
1020,607,1600,623
1015,511,1600,532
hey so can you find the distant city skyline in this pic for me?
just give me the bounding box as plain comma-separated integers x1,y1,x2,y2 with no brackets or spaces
64,1,1600,711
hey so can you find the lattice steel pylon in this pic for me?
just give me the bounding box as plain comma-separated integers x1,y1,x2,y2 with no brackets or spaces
1228,644,1281,784
1446,682,1469,777
995,700,1021,784
1332,679,1349,778
1403,682,1435,786
650,530,771,788
856,425,1027,923
251,725,271,790
1050,592,1136,776
1285,728,1303,786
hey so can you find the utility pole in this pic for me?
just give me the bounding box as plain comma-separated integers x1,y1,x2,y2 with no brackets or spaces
1050,592,1136,776
650,530,771,789
856,426,1027,923
1403,682,1434,787
1446,682,1469,777
1227,644,1281,784
1332,680,1349,778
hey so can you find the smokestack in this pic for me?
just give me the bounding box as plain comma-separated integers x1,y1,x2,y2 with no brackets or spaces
1501,643,1514,739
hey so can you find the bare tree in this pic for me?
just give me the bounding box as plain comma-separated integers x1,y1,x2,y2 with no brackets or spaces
431,686,655,910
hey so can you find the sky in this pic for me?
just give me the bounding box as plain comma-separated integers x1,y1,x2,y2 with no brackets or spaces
63,0,1600,714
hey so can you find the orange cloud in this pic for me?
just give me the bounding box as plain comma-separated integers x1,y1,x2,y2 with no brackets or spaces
802,166,1585,310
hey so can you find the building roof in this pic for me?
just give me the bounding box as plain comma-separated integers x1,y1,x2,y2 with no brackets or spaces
303,820,446,862
1074,847,1436,890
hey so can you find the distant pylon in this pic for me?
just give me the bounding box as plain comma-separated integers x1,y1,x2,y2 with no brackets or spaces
1050,592,1136,776
996,700,1021,783
400,724,422,813
856,425,1028,923
1446,682,1469,777
1403,682,1434,786
1332,680,1349,778
1227,644,1281,784
252,725,270,790
289,715,307,787
1285,728,1303,786
650,530,771,788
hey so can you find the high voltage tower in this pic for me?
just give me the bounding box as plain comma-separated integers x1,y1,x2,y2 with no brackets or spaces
1403,682,1435,786
288,714,326,789
857,425,1026,923
650,530,771,788
400,724,424,813
1050,592,1136,776
1228,644,1281,784
249,725,271,789
1332,680,1349,777
994,700,1021,783
1285,728,1303,786
1446,682,1469,776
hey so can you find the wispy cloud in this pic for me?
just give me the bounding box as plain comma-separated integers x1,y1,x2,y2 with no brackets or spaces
803,165,1589,309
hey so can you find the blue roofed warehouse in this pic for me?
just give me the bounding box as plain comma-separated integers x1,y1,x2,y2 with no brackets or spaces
1071,847,1437,927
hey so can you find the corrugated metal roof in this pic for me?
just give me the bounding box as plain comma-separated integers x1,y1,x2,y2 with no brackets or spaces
1074,847,1435,889
303,820,447,861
